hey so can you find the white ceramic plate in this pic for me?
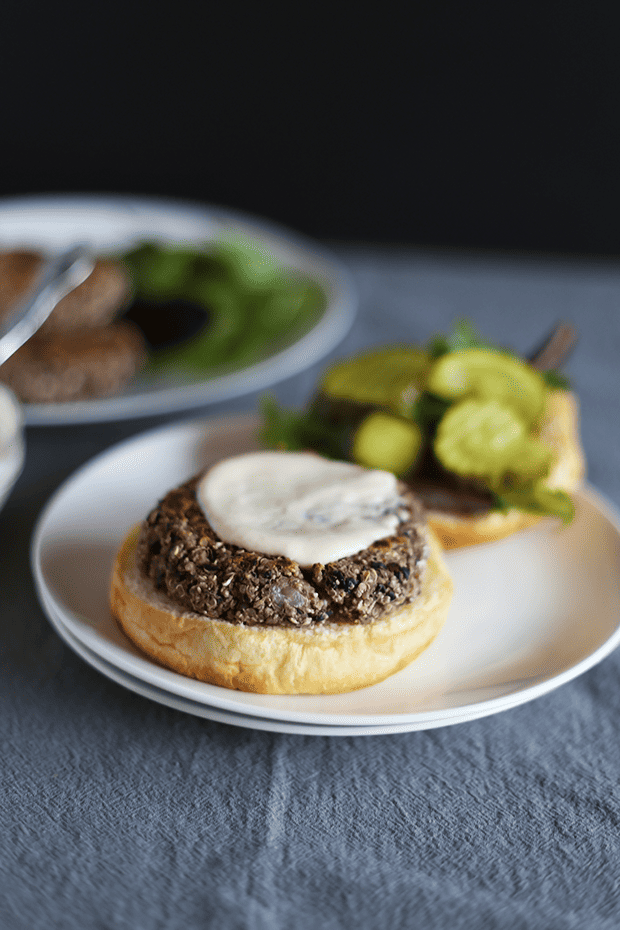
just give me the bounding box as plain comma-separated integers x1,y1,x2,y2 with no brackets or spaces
43,602,467,736
31,411,620,731
0,195,357,425
43,590,532,736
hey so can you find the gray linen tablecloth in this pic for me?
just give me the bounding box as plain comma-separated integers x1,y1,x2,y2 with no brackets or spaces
1,246,620,930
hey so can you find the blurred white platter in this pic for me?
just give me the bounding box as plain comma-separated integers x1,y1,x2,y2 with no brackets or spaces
31,412,620,733
0,195,357,425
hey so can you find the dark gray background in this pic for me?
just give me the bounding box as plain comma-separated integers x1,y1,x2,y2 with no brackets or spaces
2,4,620,255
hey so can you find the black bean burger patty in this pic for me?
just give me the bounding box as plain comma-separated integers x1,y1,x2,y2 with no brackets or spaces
0,321,146,403
136,476,430,629
0,250,130,335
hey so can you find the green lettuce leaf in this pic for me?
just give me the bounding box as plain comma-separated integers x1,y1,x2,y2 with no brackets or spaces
260,395,348,460
493,483,575,523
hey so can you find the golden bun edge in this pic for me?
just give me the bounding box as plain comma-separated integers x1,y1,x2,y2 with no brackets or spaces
110,526,453,695
427,389,586,550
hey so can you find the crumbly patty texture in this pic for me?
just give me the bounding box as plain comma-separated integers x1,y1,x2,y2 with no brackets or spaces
0,321,146,403
0,249,142,403
137,476,430,628
0,250,130,335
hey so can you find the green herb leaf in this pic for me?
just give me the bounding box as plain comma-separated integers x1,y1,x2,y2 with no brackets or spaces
260,395,348,459
120,238,325,375
410,392,451,434
493,483,575,523
428,319,495,357
542,370,571,390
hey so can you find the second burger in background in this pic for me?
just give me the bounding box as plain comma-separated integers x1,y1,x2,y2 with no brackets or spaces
261,321,585,549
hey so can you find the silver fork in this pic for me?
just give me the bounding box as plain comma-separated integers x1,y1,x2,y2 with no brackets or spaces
0,245,95,367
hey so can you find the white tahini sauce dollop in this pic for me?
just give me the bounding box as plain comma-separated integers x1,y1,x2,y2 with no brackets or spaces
196,451,405,566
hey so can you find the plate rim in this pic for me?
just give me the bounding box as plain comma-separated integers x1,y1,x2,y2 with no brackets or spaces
0,193,357,425
31,410,620,727
46,602,484,736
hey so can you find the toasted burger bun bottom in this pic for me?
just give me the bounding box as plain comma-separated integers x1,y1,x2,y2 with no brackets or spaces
427,390,586,550
110,526,453,695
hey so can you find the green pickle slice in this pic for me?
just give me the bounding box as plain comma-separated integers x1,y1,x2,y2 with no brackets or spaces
321,346,431,416
352,412,423,476
426,348,547,425
434,398,553,482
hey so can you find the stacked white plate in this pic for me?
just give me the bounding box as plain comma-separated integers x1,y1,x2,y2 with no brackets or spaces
31,413,620,736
